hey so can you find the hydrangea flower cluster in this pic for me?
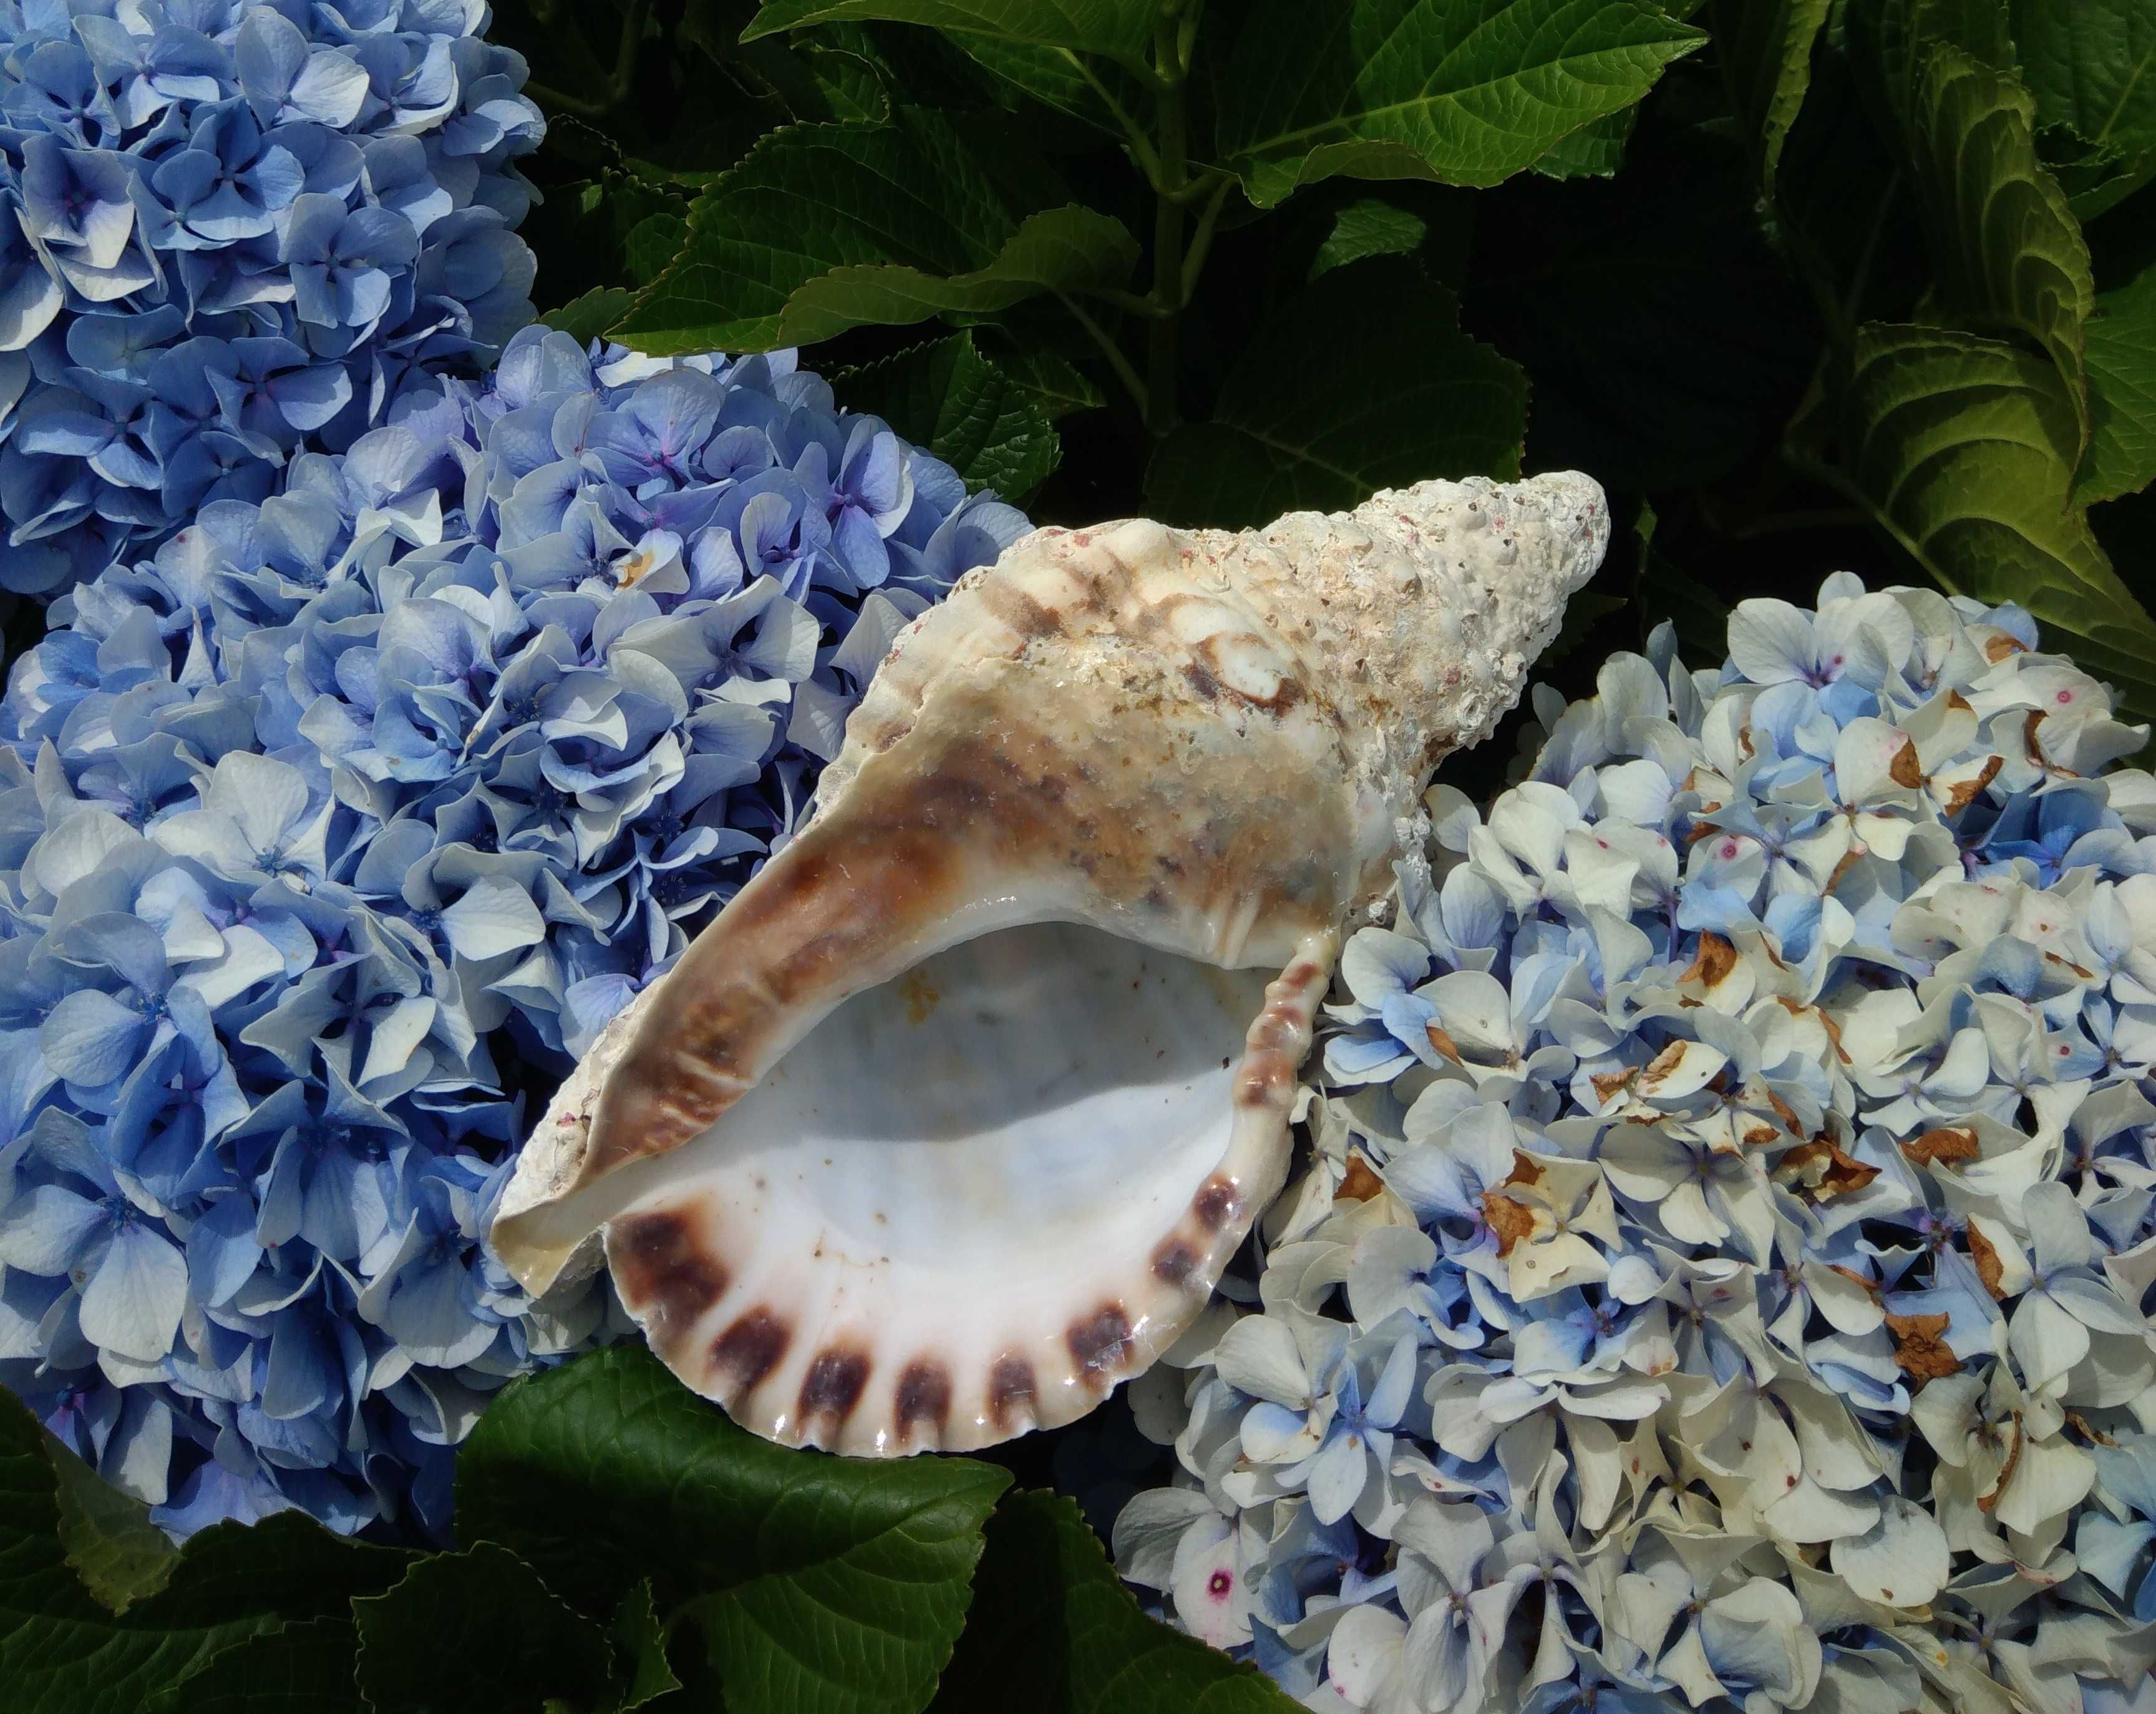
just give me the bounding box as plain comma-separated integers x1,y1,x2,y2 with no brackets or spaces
1,0,545,597
1116,578,2156,1714
0,326,1027,1537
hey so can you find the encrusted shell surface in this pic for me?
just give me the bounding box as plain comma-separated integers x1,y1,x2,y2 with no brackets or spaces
490,472,1609,1454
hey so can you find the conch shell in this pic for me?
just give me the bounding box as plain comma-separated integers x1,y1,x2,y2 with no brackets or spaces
490,472,1608,1454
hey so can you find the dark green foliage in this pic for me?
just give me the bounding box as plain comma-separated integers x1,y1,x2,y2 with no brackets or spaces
0,1351,1296,1714
478,0,2155,729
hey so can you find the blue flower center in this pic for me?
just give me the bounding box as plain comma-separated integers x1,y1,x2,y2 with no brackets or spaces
530,782,570,827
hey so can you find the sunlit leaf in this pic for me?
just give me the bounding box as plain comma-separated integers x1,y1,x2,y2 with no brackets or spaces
1811,321,2156,722
1215,0,1705,205
608,113,1138,353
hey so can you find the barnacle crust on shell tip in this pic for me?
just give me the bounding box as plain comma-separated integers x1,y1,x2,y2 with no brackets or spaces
488,472,1610,1455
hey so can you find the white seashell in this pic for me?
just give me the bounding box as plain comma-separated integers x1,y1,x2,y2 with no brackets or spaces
489,472,1610,1454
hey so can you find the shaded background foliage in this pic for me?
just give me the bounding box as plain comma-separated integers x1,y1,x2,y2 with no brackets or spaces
473,0,2153,799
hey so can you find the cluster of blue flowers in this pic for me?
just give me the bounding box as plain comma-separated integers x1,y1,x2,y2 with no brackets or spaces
1118,580,2156,1714
0,324,1027,1537
1,0,545,597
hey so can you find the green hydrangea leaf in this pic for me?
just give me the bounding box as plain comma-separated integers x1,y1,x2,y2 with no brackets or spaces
928,1491,1298,1712
944,33,1155,138
455,1344,1010,1714
1811,321,2156,723
2079,263,2156,504
545,288,639,343
0,1390,407,1714
1710,0,1832,196
983,342,1105,417
352,1542,615,1714
1146,258,1523,529
1530,107,1638,179
1308,197,1429,276
46,1428,176,1616
1904,42,2094,404
2011,0,2156,162
836,332,1062,497
143,1620,362,1714
741,0,1156,72
608,114,1139,354
610,1582,682,1712
1214,0,1706,206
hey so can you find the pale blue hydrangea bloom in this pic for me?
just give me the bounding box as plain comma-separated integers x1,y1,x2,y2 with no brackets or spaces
1,0,544,596
1118,578,2156,1714
0,329,1028,1537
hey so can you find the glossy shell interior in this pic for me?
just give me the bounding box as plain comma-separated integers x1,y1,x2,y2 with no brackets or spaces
595,922,1321,1452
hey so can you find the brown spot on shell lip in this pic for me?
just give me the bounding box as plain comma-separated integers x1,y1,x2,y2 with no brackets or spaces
709,1307,790,1401
608,1208,729,1347
798,1347,872,1428
895,1361,953,1444
1068,1303,1134,1385
1153,1240,1202,1287
987,1355,1037,1431
1192,1176,1240,1232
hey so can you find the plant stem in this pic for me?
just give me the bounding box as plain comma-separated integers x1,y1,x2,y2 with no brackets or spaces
527,0,651,120
1057,292,1149,416
1147,6,1190,434
1180,175,1232,301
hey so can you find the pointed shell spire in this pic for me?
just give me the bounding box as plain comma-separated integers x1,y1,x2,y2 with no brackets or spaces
490,472,1608,1453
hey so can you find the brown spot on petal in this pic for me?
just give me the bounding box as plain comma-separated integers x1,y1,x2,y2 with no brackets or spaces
1482,1191,1537,1258
1336,1156,1384,1202
1505,1151,1543,1189
1641,1042,1687,1088
895,1361,952,1444
1978,1413,2024,1512
1193,1176,1240,1232
1591,1068,1636,1104
1069,1303,1134,1383
1902,1126,1979,1167
1886,1311,1959,1383
799,1347,870,1428
710,1308,791,1400
987,1355,1037,1430
1888,738,1923,789
1944,755,2002,815
1984,633,2025,663
1827,1263,1879,1298
1967,1224,2006,1299
1680,932,1737,990
1425,1024,1462,1063
1774,1139,1880,1202
608,1209,729,1350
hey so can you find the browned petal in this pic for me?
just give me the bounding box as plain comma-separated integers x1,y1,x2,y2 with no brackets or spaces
1902,1126,1979,1167
1886,1311,1959,1382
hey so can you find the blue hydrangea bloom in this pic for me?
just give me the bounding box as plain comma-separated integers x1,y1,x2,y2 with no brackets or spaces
0,329,1029,1538
1,0,544,597
1118,578,2156,1712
